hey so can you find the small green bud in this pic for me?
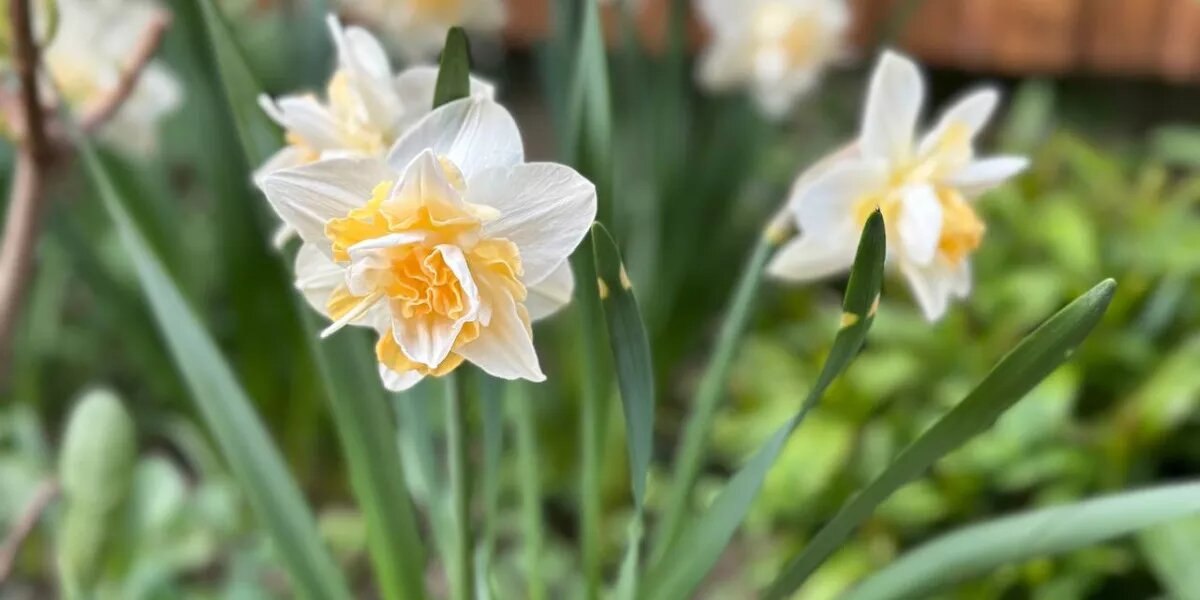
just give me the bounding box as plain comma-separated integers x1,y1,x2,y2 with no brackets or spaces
59,388,136,511
56,388,137,595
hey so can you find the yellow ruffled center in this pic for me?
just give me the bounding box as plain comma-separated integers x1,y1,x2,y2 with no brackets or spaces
853,122,986,266
323,160,525,378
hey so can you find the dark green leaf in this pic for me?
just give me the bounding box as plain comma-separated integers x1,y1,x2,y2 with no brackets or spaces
765,278,1118,598
433,27,471,109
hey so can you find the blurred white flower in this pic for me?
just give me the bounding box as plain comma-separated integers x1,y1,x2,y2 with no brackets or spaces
696,0,849,117
334,0,506,62
44,0,182,155
259,96,594,391
768,50,1029,321
258,14,493,245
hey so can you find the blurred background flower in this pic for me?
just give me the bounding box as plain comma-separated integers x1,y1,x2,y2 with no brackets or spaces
3,0,1200,598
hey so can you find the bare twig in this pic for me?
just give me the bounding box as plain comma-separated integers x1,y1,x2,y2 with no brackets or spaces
0,479,60,583
80,11,172,133
0,0,56,381
0,3,171,381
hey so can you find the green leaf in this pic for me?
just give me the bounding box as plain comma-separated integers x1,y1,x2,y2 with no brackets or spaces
510,383,547,600
195,0,279,166
562,1,615,596
77,136,352,600
592,222,654,506
475,376,504,600
433,27,471,109
844,481,1200,600
642,212,887,600
592,222,655,599
764,278,1117,599
193,4,429,598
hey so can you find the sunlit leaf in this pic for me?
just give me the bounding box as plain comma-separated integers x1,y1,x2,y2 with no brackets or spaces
845,481,1200,600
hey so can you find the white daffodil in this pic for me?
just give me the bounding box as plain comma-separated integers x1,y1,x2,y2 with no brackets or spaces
768,50,1029,321
333,0,506,61
258,14,493,245
44,0,182,155
696,0,849,117
260,96,595,391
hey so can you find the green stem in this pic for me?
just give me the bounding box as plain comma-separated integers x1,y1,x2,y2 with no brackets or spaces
511,383,546,600
653,228,784,559
572,235,609,600
447,374,473,600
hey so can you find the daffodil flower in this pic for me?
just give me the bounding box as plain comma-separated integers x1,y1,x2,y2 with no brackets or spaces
258,15,493,246
333,0,506,61
768,50,1029,321
259,96,595,390
44,0,182,155
696,0,849,117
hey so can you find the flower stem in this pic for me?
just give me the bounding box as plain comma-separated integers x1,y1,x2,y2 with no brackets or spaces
511,383,546,600
447,373,473,600
652,225,788,559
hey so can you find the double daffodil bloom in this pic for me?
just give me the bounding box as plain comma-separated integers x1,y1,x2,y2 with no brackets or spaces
44,0,182,155
333,0,506,61
259,96,595,391
768,51,1029,321
697,0,849,117
258,15,492,245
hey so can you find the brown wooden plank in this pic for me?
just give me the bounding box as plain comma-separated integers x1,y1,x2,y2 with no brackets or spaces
990,0,1082,74
1084,0,1169,75
1158,0,1200,81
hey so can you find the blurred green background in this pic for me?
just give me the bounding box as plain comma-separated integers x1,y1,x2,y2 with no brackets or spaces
4,0,1200,597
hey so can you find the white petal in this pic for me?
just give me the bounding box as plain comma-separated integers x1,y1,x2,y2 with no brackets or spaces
378,365,425,392
789,158,888,232
860,50,924,164
329,15,392,82
950,260,972,299
294,243,343,316
917,88,999,158
260,95,341,149
526,260,574,320
347,232,427,255
898,185,943,266
766,223,858,282
468,163,597,286
386,96,524,180
393,68,496,126
258,157,394,256
901,260,955,322
388,149,469,213
253,146,307,185
272,223,297,250
946,156,1029,197
457,289,545,382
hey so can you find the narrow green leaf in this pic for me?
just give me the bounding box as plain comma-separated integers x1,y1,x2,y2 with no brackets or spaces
592,222,655,599
844,481,1200,600
433,27,471,109
77,137,351,600
643,212,887,600
193,4,429,598
592,222,654,506
446,374,473,600
562,2,615,596
195,0,279,165
765,278,1118,599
